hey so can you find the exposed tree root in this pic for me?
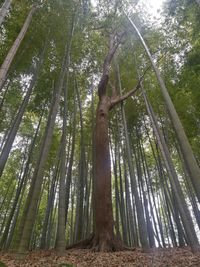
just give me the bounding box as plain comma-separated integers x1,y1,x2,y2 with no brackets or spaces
66,234,94,250
66,233,136,252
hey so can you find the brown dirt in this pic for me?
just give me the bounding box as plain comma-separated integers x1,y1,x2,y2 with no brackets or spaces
0,247,200,267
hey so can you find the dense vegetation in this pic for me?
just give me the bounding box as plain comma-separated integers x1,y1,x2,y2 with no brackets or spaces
0,0,200,256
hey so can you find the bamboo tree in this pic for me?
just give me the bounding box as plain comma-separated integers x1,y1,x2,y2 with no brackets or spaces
74,77,86,243
115,61,149,250
40,147,61,249
135,132,155,248
117,139,129,245
123,156,136,247
0,6,36,92
142,85,199,252
125,14,200,203
0,114,43,249
110,138,120,239
18,33,71,252
0,45,46,177
65,92,77,225
55,14,75,252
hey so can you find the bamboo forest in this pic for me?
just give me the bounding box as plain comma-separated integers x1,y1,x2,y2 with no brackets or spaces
0,0,200,266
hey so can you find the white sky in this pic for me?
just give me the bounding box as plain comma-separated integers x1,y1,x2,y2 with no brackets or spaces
91,0,166,21
140,0,165,15
137,0,165,20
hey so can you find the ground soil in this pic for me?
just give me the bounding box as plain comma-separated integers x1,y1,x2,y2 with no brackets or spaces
0,247,200,266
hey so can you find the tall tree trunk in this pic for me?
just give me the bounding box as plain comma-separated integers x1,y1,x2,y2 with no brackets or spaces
117,140,129,245
0,0,12,26
0,114,42,249
142,86,199,252
0,6,36,92
0,81,10,111
125,15,200,203
74,78,85,242
55,14,75,252
55,86,68,252
0,46,45,177
115,61,149,250
67,32,138,251
135,134,155,248
18,43,68,252
110,139,120,239
65,93,77,224
40,148,60,249
93,95,116,251
91,83,95,233
123,156,136,247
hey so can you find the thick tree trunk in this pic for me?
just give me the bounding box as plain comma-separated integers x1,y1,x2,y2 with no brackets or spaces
0,0,12,26
0,6,36,92
92,96,116,251
66,33,130,252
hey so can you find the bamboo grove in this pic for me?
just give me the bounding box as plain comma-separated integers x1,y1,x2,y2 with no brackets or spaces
0,0,200,253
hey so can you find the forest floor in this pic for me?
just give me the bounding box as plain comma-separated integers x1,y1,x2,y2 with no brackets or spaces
0,247,200,267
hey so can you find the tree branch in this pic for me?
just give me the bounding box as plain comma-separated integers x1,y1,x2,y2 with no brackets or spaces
110,65,150,109
98,31,126,98
110,83,140,109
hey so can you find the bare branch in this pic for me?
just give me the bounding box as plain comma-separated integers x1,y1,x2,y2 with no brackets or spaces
110,65,150,109
110,83,140,109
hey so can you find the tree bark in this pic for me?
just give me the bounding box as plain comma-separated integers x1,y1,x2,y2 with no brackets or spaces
89,93,123,251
